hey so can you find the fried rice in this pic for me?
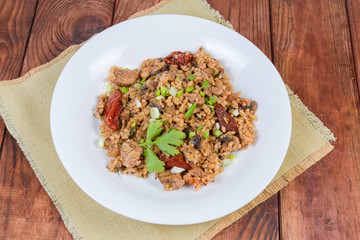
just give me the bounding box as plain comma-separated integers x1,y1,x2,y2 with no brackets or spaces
94,47,257,191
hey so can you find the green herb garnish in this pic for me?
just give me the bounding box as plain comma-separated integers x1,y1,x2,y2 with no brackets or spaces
203,131,209,139
139,120,186,173
185,86,195,93
188,74,196,80
121,86,128,94
177,89,184,98
188,131,195,138
185,103,196,118
202,81,210,88
200,91,205,97
213,129,222,137
196,125,204,131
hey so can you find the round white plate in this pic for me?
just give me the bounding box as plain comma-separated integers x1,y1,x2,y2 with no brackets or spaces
50,15,291,225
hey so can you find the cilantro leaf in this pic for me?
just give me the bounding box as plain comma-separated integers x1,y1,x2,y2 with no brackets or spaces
146,120,163,142
152,129,186,156
144,147,165,173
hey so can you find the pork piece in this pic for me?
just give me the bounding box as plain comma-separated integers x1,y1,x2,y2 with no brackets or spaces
145,80,158,91
140,58,166,79
213,103,239,133
157,170,185,191
188,93,205,105
107,67,139,86
94,94,107,119
120,140,143,168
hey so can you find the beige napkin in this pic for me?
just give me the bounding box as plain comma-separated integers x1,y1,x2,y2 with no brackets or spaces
0,0,335,239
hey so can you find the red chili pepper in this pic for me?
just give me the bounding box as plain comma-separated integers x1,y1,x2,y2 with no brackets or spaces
103,91,123,130
158,151,192,170
164,51,193,66
213,103,238,133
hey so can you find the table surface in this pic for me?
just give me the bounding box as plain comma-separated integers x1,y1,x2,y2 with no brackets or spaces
1,0,359,239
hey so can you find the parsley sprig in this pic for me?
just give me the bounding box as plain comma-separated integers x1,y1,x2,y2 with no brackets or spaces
139,120,186,173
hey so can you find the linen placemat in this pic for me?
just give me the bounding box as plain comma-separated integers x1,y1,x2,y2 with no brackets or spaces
0,0,335,239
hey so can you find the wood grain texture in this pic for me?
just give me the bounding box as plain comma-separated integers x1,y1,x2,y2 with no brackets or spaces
113,0,160,24
271,0,360,239
209,0,279,239
347,0,360,93
21,0,115,74
213,195,279,240
0,132,71,239
0,0,37,80
0,0,114,239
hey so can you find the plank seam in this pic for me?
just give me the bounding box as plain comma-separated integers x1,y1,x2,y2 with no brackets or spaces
18,0,39,76
344,0,360,106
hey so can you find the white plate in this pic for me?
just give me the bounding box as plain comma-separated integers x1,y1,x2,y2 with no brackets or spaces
50,15,291,225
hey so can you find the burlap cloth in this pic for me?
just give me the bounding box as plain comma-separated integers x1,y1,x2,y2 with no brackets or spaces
0,0,335,239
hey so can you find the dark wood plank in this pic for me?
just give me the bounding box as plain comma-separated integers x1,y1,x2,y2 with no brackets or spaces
21,0,115,73
0,0,115,239
0,132,71,239
0,0,37,80
213,195,279,240
0,0,38,180
207,0,279,239
347,0,360,93
113,0,160,24
271,0,360,239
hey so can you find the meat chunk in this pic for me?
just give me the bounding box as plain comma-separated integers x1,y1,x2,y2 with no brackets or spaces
120,140,143,168
157,170,185,191
188,93,205,105
107,66,139,86
213,103,239,133
145,80,158,91
140,58,166,79
94,94,107,119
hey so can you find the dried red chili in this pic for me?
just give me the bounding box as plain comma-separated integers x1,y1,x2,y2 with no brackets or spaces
213,103,238,133
164,51,193,66
103,91,123,130
158,151,191,170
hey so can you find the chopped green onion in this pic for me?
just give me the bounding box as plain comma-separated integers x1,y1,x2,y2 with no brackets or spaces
176,89,184,98
185,103,196,118
98,136,105,148
213,72,219,76
163,120,169,125
103,84,112,93
171,166,186,174
208,96,217,104
156,89,161,96
135,99,142,108
156,95,164,100
232,109,239,116
213,129,223,137
222,159,232,167
229,154,235,160
216,122,220,129
121,86,128,94
196,125,204,131
176,76,181,79
203,131,209,139
140,78,147,84
185,86,195,93
188,74,196,80
202,81,210,88
150,107,160,119
188,131,196,138
131,120,137,128
160,86,169,97
209,105,214,112
169,87,178,97
134,83,142,90
200,91,205,97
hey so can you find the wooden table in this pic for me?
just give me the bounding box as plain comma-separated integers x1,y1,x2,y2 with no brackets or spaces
1,0,359,239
